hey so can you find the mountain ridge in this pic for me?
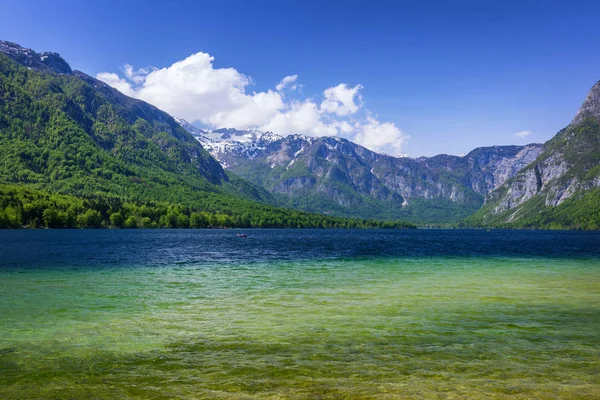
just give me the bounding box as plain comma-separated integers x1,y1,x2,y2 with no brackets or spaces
3,39,597,228
177,121,543,223
0,40,72,74
175,76,600,228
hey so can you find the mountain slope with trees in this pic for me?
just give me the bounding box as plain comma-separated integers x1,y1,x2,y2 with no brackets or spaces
0,40,413,229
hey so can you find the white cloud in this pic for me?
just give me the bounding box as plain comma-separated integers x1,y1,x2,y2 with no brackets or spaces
276,74,298,91
515,130,532,139
353,116,409,156
98,52,280,127
96,72,136,97
208,90,284,128
260,100,338,137
332,120,354,134
123,64,151,84
96,52,408,154
320,83,362,116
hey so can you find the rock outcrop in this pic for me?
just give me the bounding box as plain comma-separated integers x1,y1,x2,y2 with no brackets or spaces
571,80,600,126
0,40,72,74
475,80,600,225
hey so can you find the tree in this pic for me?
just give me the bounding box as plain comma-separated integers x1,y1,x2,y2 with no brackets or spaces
77,209,103,228
176,214,190,228
109,212,124,227
190,212,207,228
42,208,60,228
123,216,138,228
140,217,152,228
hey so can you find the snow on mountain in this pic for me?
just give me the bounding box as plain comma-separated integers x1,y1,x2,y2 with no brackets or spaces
175,120,283,167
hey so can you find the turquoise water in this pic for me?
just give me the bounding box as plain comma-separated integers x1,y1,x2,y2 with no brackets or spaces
1,229,599,398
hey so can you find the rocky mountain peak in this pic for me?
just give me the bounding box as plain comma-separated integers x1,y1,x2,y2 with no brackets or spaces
0,40,72,74
259,131,284,143
571,80,600,126
212,127,254,138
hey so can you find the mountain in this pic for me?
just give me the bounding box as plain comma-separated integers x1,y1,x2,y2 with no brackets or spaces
0,40,227,194
0,40,412,229
6,38,594,229
179,123,542,223
466,81,600,229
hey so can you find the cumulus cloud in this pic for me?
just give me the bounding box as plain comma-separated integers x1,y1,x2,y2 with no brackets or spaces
96,72,136,97
514,130,532,139
99,52,282,127
320,83,362,116
260,100,338,137
353,116,409,155
97,52,408,154
123,64,152,84
276,74,298,91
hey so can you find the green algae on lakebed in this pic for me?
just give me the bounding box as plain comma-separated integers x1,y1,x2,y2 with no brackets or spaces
1,229,599,398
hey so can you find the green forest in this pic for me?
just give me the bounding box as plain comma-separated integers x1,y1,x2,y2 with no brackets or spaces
0,183,415,229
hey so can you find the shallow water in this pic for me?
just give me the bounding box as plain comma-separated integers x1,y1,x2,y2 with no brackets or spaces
1,229,599,399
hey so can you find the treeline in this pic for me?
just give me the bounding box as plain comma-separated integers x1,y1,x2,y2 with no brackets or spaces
0,183,416,229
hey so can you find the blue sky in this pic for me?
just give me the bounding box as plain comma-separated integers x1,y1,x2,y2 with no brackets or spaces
1,0,600,156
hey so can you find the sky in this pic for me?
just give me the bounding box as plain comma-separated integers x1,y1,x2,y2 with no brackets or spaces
1,0,600,156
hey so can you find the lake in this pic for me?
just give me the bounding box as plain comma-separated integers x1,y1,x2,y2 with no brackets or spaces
1,229,599,398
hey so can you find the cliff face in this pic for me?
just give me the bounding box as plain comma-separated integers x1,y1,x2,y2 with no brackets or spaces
472,81,600,226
